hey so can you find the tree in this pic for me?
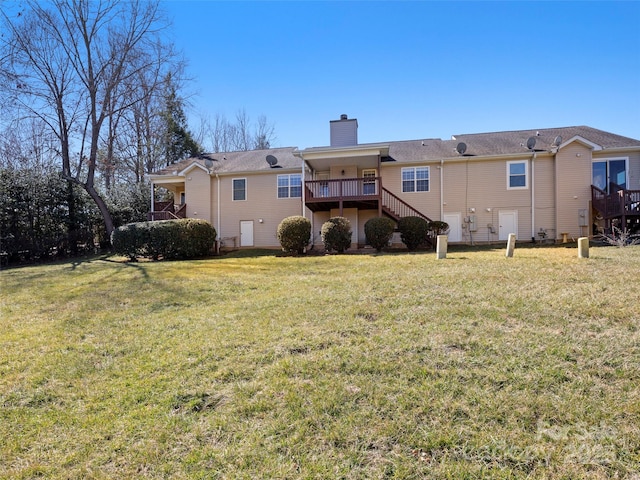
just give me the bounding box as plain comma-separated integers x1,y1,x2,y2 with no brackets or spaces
161,73,201,165
197,110,277,153
1,0,176,237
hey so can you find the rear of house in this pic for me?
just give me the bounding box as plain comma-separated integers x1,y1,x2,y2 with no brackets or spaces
148,115,640,249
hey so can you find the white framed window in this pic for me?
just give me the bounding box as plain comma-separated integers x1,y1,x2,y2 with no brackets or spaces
362,169,377,195
233,178,246,201
277,174,302,198
402,166,429,193
507,161,528,189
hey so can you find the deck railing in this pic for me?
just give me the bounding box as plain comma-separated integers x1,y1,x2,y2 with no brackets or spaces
305,177,380,200
381,188,433,223
592,184,640,219
148,202,187,221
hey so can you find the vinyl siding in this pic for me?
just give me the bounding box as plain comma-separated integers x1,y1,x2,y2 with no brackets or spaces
381,163,441,218
629,151,640,189
214,171,303,248
184,168,211,222
555,143,592,239
533,155,556,239
441,158,533,242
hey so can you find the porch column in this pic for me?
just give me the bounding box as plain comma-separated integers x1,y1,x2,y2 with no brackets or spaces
150,181,155,217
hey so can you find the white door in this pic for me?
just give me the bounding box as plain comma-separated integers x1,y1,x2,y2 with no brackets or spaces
443,213,462,242
240,220,254,246
499,210,518,240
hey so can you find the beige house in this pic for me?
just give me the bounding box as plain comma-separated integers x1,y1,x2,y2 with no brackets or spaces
149,115,640,249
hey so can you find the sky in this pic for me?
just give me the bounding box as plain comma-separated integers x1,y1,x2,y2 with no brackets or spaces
162,0,640,150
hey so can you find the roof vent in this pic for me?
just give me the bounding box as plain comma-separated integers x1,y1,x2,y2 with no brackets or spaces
340,114,348,120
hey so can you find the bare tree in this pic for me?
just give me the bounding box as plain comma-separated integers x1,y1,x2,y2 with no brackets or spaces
197,110,277,153
1,0,175,236
254,114,276,150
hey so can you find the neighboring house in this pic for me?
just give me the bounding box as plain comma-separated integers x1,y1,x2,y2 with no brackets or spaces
148,115,640,249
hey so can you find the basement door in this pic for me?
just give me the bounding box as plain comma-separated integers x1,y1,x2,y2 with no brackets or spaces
499,210,518,241
240,220,254,247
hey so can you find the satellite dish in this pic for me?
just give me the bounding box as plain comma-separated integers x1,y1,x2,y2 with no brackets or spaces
526,137,537,150
266,154,278,167
456,142,467,155
552,135,562,147
204,158,213,169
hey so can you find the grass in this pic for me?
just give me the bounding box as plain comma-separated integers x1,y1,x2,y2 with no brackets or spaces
1,244,639,479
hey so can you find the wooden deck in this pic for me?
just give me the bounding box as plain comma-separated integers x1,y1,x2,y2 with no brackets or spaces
305,178,433,221
147,202,187,221
592,184,640,233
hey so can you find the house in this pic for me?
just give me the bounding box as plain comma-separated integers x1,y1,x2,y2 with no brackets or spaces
148,115,640,249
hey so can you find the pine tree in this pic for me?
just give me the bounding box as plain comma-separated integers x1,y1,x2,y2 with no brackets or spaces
162,74,201,165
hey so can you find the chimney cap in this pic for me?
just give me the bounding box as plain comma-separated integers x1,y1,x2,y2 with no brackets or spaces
340,114,348,120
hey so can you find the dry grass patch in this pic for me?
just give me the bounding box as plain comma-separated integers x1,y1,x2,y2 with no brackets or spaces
1,245,639,479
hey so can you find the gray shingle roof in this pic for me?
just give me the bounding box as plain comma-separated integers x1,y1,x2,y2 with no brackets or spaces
152,126,640,176
384,126,640,162
153,146,300,176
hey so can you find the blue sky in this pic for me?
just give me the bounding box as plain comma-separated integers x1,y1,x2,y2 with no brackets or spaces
163,1,640,149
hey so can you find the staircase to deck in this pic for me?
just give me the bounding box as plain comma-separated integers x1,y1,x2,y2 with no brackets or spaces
304,178,435,248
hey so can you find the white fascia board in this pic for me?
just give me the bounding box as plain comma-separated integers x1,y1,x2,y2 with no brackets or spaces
384,151,552,167
147,174,183,183
178,162,210,176
559,135,603,151
300,144,390,160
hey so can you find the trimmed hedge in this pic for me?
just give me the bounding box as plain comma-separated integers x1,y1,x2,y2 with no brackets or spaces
428,220,449,237
364,217,396,252
277,216,311,254
398,216,429,251
321,216,352,253
111,219,216,260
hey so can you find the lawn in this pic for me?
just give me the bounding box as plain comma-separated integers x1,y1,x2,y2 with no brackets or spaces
1,245,639,479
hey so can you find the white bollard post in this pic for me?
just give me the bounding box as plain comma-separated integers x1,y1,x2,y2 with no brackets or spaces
505,233,516,258
436,235,448,259
578,237,589,258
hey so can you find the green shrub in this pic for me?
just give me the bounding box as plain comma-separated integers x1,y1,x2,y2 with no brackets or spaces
428,220,450,237
321,216,352,253
364,217,396,252
111,219,215,260
277,216,312,254
398,216,429,251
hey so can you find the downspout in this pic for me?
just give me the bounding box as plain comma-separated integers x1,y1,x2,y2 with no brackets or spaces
216,173,221,240
440,159,444,220
531,152,536,243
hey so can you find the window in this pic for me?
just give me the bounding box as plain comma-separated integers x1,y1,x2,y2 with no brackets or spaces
362,169,377,195
402,167,429,193
233,178,246,201
507,161,528,189
277,174,302,198
593,158,627,192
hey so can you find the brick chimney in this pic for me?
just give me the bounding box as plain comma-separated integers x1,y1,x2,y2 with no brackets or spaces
330,114,358,147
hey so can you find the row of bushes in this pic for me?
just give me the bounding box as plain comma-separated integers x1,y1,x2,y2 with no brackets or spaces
111,219,216,260
277,215,449,254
